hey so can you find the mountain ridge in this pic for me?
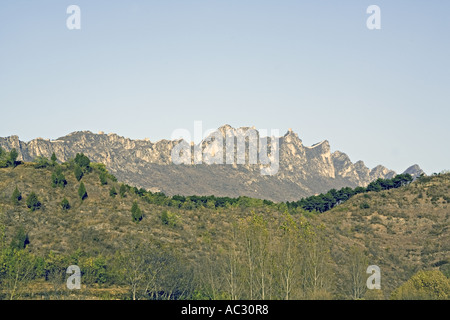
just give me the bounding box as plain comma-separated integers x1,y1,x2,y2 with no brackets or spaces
0,126,424,202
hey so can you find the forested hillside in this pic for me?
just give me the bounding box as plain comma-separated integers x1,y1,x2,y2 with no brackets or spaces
0,150,448,300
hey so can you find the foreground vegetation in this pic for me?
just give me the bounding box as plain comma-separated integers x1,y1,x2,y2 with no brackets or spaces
0,151,448,300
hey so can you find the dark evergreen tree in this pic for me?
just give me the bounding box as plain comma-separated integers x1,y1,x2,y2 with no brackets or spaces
26,192,41,211
6,148,19,168
0,146,7,168
52,166,67,188
161,210,169,225
11,186,22,205
10,227,29,250
109,187,117,198
74,164,83,181
33,156,50,169
119,184,127,198
131,201,143,222
99,172,108,185
61,198,71,210
78,182,87,200
74,153,91,170
51,152,57,165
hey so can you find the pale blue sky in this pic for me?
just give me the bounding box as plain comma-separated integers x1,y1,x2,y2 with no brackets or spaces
0,1,449,174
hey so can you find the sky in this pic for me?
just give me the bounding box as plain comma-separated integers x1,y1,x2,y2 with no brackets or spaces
0,1,449,174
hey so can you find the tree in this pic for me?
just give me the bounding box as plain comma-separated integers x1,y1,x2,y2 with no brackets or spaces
391,270,450,300
99,172,108,185
300,224,334,299
51,166,67,188
0,148,19,168
74,153,90,170
110,187,117,198
161,210,169,225
10,227,29,250
33,156,50,169
7,148,19,168
221,219,242,300
2,248,36,299
74,164,83,181
239,213,271,300
276,212,303,300
117,238,161,300
0,146,7,167
347,246,369,300
117,238,189,300
26,192,41,211
131,201,143,223
51,152,57,165
119,184,127,198
61,198,71,210
78,182,87,200
160,210,179,227
11,186,22,205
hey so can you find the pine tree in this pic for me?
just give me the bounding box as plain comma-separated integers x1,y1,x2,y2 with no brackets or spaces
119,184,127,198
131,201,143,222
61,198,71,210
99,172,108,185
11,186,22,205
161,210,169,225
10,227,29,250
51,152,57,165
33,156,50,169
0,146,7,167
109,187,117,198
26,192,41,211
74,164,83,181
52,166,67,188
74,153,90,170
78,182,87,200
7,148,18,168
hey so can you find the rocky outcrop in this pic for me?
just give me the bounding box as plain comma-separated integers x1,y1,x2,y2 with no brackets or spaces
0,126,424,202
403,164,425,180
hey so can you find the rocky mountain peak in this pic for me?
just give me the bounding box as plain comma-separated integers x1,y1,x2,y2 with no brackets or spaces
0,126,423,202
403,164,425,179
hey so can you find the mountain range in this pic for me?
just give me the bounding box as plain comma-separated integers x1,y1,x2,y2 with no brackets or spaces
0,125,424,202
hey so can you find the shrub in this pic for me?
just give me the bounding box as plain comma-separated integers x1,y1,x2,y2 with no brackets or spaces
0,148,19,168
33,156,50,169
440,263,450,279
360,202,370,209
80,255,108,284
391,270,450,300
370,215,383,225
160,210,179,227
61,198,71,210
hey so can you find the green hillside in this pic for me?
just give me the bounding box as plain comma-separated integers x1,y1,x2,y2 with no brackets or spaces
319,172,450,298
0,154,449,300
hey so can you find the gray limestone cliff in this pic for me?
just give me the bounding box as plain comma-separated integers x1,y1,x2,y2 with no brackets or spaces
0,126,424,201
